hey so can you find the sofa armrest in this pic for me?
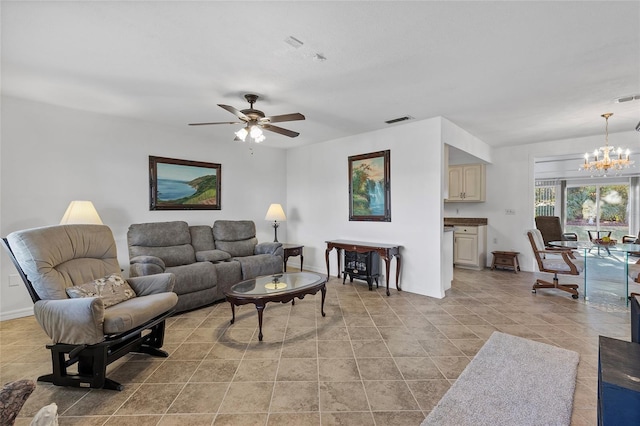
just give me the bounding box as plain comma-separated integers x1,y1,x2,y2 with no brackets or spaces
127,273,175,296
255,242,283,257
130,255,166,276
34,298,105,345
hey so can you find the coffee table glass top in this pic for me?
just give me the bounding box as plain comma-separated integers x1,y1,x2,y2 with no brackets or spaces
228,272,326,297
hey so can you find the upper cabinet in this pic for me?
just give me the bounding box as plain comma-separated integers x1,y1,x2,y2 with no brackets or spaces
446,164,485,202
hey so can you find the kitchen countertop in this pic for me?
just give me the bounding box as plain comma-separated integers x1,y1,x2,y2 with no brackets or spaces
444,217,488,226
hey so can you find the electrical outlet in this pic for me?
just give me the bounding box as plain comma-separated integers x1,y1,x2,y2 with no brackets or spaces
9,274,20,287
505,209,516,215
493,238,498,244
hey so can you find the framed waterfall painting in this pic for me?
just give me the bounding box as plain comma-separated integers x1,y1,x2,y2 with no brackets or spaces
149,156,221,210
348,150,391,221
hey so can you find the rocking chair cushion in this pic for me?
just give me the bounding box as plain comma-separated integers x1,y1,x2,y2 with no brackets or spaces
66,273,136,308
103,292,178,334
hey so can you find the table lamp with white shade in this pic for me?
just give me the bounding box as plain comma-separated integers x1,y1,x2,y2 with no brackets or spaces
60,200,103,225
265,203,286,242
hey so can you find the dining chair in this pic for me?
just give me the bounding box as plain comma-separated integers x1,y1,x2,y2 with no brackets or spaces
527,229,583,299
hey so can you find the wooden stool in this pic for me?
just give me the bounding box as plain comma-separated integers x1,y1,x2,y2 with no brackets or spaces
491,251,520,273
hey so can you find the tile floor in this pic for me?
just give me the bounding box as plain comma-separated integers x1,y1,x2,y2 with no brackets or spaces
1,267,630,425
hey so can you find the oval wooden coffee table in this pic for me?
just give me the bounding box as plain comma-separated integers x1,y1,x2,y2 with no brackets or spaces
224,272,327,341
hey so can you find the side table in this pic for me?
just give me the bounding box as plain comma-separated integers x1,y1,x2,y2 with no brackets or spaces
490,251,520,273
282,243,304,272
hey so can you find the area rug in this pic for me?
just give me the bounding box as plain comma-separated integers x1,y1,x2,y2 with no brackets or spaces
421,331,579,426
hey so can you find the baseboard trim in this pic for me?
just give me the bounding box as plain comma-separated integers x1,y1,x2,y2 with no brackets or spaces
0,306,34,321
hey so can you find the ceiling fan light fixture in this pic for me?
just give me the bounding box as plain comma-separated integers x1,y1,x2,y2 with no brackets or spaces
235,127,248,142
189,93,304,142
250,125,263,139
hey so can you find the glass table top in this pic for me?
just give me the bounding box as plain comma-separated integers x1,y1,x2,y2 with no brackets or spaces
549,241,640,309
549,241,640,252
228,272,326,297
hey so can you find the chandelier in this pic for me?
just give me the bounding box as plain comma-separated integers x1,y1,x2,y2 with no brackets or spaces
580,113,633,176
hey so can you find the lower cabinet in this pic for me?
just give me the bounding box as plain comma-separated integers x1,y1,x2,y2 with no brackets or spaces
453,225,487,270
343,251,380,290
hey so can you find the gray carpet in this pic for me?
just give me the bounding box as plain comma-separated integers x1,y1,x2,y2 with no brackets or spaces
421,332,580,426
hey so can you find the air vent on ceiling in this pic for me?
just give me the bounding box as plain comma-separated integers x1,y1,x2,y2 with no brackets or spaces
385,115,414,124
284,36,304,49
615,94,640,103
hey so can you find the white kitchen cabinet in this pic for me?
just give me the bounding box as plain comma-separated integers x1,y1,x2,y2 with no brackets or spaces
453,225,487,270
446,164,485,202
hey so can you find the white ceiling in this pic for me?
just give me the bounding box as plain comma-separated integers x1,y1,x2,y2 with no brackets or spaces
2,1,639,149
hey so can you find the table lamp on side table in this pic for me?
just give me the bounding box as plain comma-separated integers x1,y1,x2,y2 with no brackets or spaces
265,203,286,242
60,200,103,225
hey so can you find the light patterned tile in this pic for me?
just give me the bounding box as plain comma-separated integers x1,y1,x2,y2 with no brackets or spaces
2,271,626,423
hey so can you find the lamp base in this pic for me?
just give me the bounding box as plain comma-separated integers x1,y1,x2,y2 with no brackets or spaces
272,222,280,243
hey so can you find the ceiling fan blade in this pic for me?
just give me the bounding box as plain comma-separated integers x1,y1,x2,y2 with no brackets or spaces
218,104,249,121
262,124,300,138
188,121,243,126
262,112,306,123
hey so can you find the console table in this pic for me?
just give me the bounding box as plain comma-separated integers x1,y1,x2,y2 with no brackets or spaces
325,239,401,296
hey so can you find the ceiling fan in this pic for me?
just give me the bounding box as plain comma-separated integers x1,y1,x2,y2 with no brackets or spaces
189,94,305,142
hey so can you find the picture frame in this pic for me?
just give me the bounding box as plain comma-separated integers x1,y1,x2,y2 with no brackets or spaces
348,150,391,222
149,156,221,210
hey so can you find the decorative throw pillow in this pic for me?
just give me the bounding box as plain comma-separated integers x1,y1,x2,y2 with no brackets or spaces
66,274,136,308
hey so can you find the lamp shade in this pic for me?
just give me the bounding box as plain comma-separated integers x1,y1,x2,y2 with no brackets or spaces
60,201,103,225
265,203,286,222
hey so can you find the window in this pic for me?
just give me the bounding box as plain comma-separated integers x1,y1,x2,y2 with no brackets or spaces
565,182,629,241
534,180,558,217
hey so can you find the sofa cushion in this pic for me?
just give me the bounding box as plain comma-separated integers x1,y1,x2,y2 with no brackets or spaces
213,220,259,256
128,221,191,246
234,254,283,280
130,245,195,267
213,220,256,241
190,225,216,252
215,239,258,257
166,262,218,295
196,250,232,262
128,221,196,266
66,273,136,308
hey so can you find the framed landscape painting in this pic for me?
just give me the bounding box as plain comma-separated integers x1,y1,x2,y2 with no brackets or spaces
149,156,221,210
348,150,391,222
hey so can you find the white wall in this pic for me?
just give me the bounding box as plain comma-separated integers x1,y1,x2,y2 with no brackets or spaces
285,117,448,298
444,130,640,272
0,96,287,319
442,117,492,164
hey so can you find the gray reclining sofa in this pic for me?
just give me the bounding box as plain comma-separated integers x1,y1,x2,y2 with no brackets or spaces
128,220,283,312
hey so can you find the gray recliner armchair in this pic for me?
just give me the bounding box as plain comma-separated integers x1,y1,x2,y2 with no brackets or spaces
3,224,178,391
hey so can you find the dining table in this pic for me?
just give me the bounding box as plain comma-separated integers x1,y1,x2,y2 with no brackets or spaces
548,240,640,306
